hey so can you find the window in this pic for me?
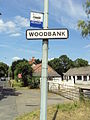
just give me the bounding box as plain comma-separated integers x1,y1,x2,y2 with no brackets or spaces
69,76,71,80
83,76,87,81
77,76,82,80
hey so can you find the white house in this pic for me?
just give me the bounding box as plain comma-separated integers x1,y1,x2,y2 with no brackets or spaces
64,66,90,85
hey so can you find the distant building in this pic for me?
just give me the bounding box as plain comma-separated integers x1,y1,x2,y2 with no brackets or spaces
64,66,90,85
32,63,61,78
29,57,35,65
29,57,61,90
32,63,62,90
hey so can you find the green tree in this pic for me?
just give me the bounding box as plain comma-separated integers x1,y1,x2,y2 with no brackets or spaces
74,58,88,67
35,59,42,64
49,55,74,77
78,0,90,37
15,61,33,86
0,62,9,77
11,59,28,79
59,55,74,73
49,58,61,74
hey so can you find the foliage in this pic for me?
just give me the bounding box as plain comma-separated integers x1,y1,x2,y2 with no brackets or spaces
16,100,90,120
57,102,80,112
49,58,61,74
14,61,33,86
49,55,89,77
8,66,12,79
48,55,74,76
78,0,90,37
28,77,40,89
0,62,9,77
74,58,88,67
12,80,22,88
59,55,74,73
35,59,42,64
11,59,28,79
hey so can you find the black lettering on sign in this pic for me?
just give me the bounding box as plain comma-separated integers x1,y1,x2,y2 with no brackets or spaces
44,32,47,36
39,32,43,36
62,32,65,36
29,32,34,37
48,32,51,36
33,16,41,19
52,32,56,36
35,32,38,36
57,32,62,36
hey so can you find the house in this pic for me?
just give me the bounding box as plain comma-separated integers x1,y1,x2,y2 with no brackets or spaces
29,57,61,90
64,66,90,85
32,63,61,81
32,63,62,90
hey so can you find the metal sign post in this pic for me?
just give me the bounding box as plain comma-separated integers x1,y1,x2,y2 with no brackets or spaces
40,0,48,120
26,1,69,120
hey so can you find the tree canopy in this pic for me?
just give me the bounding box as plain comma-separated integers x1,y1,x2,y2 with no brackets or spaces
11,59,28,79
0,62,9,77
78,0,90,37
48,55,74,77
74,58,88,67
48,55,89,77
14,61,33,86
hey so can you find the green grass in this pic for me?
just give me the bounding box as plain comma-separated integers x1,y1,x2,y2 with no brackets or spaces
15,106,56,120
57,101,80,112
15,100,90,120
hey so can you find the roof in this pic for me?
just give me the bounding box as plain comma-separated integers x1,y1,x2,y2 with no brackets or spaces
32,63,61,77
65,66,90,76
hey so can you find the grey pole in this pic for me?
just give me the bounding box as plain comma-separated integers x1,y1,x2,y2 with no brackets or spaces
40,0,49,120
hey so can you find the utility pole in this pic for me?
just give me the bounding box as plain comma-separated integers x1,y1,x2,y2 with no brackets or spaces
40,0,49,120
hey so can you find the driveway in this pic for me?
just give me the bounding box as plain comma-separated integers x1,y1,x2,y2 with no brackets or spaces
0,88,69,120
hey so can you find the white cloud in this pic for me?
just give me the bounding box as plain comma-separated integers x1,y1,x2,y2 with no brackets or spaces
84,44,90,48
10,33,21,37
0,19,19,35
0,19,6,32
48,58,54,61
0,16,29,37
12,57,21,61
50,0,86,30
15,16,29,28
50,0,86,19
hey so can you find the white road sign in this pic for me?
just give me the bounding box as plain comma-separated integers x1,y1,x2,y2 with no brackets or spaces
30,11,43,28
26,29,69,40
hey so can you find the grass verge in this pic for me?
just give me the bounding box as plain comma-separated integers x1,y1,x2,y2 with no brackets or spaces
15,100,90,120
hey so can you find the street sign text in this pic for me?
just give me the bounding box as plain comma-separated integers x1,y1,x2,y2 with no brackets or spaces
26,29,69,40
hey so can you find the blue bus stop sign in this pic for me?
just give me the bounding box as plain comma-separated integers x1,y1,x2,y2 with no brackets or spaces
30,12,43,29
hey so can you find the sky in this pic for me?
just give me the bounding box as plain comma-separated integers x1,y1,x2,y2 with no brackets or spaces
0,0,90,65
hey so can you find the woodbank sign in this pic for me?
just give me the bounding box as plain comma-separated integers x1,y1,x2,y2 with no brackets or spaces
26,29,69,40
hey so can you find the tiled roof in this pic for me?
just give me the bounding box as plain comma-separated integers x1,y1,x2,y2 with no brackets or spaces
65,66,90,76
32,63,60,77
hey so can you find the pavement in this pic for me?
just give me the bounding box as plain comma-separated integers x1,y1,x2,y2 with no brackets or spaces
0,88,70,120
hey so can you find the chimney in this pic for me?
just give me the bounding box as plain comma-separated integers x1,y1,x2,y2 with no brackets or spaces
29,57,35,65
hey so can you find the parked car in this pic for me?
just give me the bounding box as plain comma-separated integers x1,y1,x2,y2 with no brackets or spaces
0,77,6,81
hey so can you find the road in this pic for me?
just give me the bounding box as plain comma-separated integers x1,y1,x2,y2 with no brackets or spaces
0,88,69,120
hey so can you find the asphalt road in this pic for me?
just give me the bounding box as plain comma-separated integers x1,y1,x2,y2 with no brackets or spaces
0,88,69,120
